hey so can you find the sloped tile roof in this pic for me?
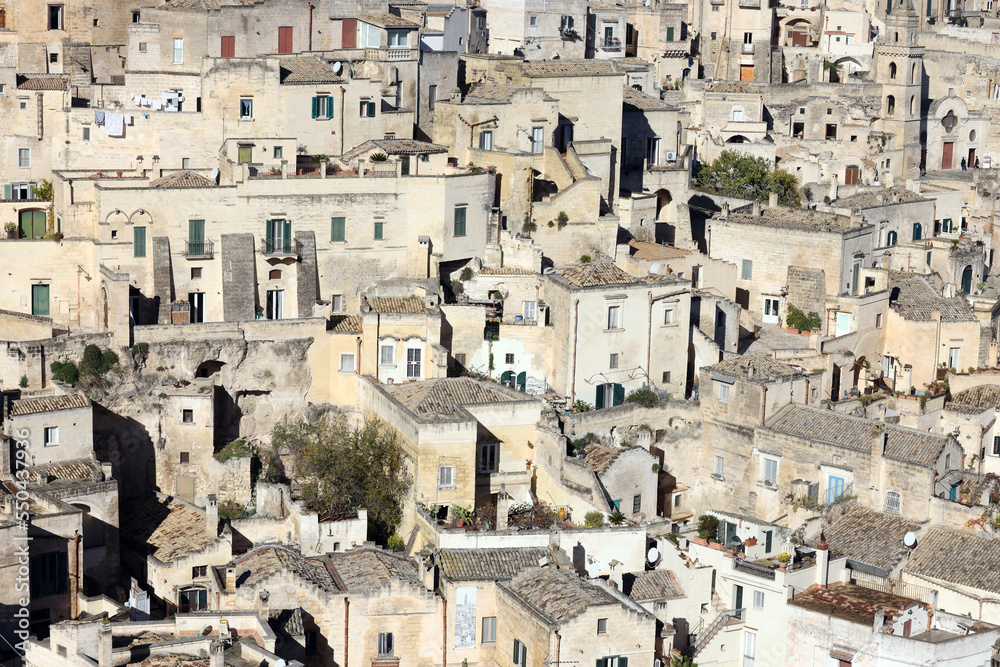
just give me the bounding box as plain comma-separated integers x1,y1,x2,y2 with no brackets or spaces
120,496,212,563
479,266,536,276
27,458,101,483
521,60,620,77
329,315,362,333
465,84,520,103
559,260,636,288
234,545,337,592
833,186,926,209
888,271,975,322
366,296,431,314
270,608,304,638
882,427,948,466
583,444,622,474
358,13,422,27
279,57,342,84
628,240,688,261
819,503,920,572
345,139,448,161
16,74,68,91
719,206,857,233
703,355,799,385
439,547,551,581
623,86,674,112
626,570,685,601
0,307,52,324
906,529,1000,594
149,170,216,189
328,547,420,591
11,392,89,416
506,568,620,623
384,377,537,420
788,582,919,625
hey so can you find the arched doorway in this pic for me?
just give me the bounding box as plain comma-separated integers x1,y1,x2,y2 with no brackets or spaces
655,189,673,221
961,265,973,294
727,135,748,144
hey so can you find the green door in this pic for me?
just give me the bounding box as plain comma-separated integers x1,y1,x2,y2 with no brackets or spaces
726,521,737,544
595,384,605,409
31,284,49,316
189,219,205,255
19,210,46,238
500,370,512,386
604,26,614,44
400,156,410,176
764,530,772,553
734,584,743,610
517,371,526,392
238,146,252,164
962,266,973,294
612,383,625,407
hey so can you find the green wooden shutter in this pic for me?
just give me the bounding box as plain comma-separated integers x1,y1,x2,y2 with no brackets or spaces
734,584,743,610
666,26,674,41
331,216,345,242
512,640,520,664
266,219,274,252
367,101,376,117
3,184,10,200
595,384,605,409
618,658,627,667
312,96,319,119
32,284,49,316
327,96,335,119
283,219,292,253
596,660,605,667
613,383,625,406
501,370,512,385
764,530,772,552
517,371,526,392
520,645,526,667
454,207,467,236
134,227,146,258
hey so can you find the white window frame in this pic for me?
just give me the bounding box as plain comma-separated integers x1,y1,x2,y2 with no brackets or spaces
719,383,730,403
762,297,780,324
479,129,494,151
481,617,497,645
761,456,778,488
646,136,660,166
360,22,381,48
380,343,395,366
339,353,356,373
607,304,622,330
479,441,498,473
44,426,59,446
714,455,724,478
388,29,408,48
332,295,343,313
438,465,455,488
18,148,30,168
523,300,537,322
609,353,619,369
664,308,675,325
239,97,253,120
753,590,764,609
406,347,422,379
173,37,184,64
377,632,394,657
732,107,744,122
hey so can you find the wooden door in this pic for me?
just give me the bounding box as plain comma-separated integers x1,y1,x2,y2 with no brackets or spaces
342,18,356,48
792,30,807,46
238,146,252,163
845,165,859,185
969,148,976,167
740,64,754,81
221,35,235,57
942,141,954,169
278,26,293,53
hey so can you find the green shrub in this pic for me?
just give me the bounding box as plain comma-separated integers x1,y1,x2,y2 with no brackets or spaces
580,254,592,263
214,438,255,463
387,534,406,552
369,152,387,162
697,514,719,541
665,533,680,545
19,375,28,388
79,345,119,378
459,267,473,282
572,432,597,451
608,509,626,525
556,211,569,230
624,388,659,408
572,400,592,412
51,361,79,385
217,501,253,520
584,510,605,528
785,304,822,332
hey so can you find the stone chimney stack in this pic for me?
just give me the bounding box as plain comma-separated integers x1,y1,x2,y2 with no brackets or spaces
752,200,762,216
496,486,510,531
210,640,225,667
815,532,830,587
225,566,236,592
721,202,730,218
98,620,113,667
206,494,218,539
829,174,839,202
768,191,778,208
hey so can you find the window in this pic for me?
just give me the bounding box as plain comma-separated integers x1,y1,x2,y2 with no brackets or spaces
479,130,493,151
180,452,190,464
57,646,67,657
949,347,960,371
312,95,334,119
221,35,235,57
388,29,407,47
663,371,671,383
480,441,497,473
191,267,202,279
455,353,466,367
753,590,764,609
428,84,437,110
44,426,58,446
607,305,621,329
884,490,901,515
134,227,146,258
331,216,346,242
278,26,293,53
239,98,253,120
407,348,422,378
48,4,63,30
374,220,384,240
340,353,356,373
182,409,193,423
561,15,575,30
529,15,538,25
380,344,394,365
597,657,628,667
994,435,1000,456
711,31,717,40
741,259,752,280
714,456,725,478
501,353,513,365
50,52,59,63
438,465,454,488
139,41,147,53
454,206,467,237
274,146,283,159
523,300,537,322
18,98,27,110
632,494,641,513
82,127,90,141
173,38,184,64
664,309,675,325
513,639,527,667
31,552,67,598
762,457,778,486
133,10,141,22
719,383,730,403
531,126,544,154
943,218,953,233
482,617,497,644
332,295,343,313
825,124,837,140
360,100,376,117
192,565,207,578
18,148,30,168
732,108,744,122
609,353,619,369
597,618,608,635
945,453,952,470
359,21,381,47
377,632,394,657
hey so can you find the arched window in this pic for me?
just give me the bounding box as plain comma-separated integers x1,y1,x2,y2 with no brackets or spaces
889,62,897,79
909,95,915,114
911,62,918,84
886,95,895,115
0,8,6,29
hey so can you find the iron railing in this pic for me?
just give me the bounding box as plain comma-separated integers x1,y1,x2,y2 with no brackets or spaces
184,239,214,259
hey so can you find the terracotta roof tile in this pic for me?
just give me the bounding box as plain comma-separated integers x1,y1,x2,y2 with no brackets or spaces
27,458,102,483
479,266,536,276
465,84,520,103
559,260,636,287
366,296,432,314
520,60,621,77
717,206,858,233
439,547,552,581
704,355,799,385
358,13,422,27
626,570,685,601
120,496,213,562
948,384,1000,411
583,444,622,474
888,271,975,322
279,57,342,84
819,503,920,572
329,315,362,332
16,74,68,91
328,547,420,591
505,568,621,623
384,377,537,420
623,86,674,112
833,186,926,209
11,392,89,416
789,582,920,625
907,529,1000,594
627,240,688,261
235,545,338,592
149,170,217,189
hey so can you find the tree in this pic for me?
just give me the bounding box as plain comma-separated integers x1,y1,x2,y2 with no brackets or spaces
271,415,412,543
694,151,801,207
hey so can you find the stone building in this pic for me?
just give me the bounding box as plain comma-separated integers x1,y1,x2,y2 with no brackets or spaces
7,391,93,467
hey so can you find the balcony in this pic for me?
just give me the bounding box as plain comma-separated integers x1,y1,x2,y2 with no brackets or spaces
739,0,761,6
601,37,622,51
365,47,416,61
733,557,777,580
741,42,754,54
184,239,214,259
372,659,399,667
261,237,300,259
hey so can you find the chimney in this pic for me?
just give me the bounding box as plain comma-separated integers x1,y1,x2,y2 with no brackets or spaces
752,200,762,216
496,486,510,531
210,639,225,667
98,620,113,667
815,532,830,587
225,566,236,591
257,590,270,618
206,494,218,539
721,202,730,218
829,174,839,202
768,191,778,208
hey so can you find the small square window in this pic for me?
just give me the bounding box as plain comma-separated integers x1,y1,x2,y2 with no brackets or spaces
455,353,466,367
44,426,59,446
850,135,857,142
662,371,671,383
180,452,189,463
332,295,343,313
239,98,253,120
529,15,538,25
192,565,207,578
82,127,90,141
711,31,717,40
607,305,621,329
274,146,283,159
50,52,59,63
506,353,515,364
597,618,608,635
826,108,832,115
19,99,27,110
57,646,67,657
609,353,619,369
799,107,805,114
632,494,641,513
139,41,147,52
133,11,141,22
374,221,384,240
269,269,282,280
93,18,99,26
111,230,118,239
182,409,193,423
18,148,30,168
340,353,356,373
438,465,455,488
381,344,395,366
191,267,202,279
664,309,675,325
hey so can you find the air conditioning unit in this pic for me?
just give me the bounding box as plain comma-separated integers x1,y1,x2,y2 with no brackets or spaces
665,151,677,161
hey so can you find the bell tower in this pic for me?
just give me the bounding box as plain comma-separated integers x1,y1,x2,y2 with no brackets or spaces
874,0,924,179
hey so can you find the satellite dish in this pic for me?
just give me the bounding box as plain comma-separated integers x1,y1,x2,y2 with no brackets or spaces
210,167,219,181
333,61,343,74
586,563,600,578
646,547,660,564
276,661,288,667
903,532,917,548
650,262,660,274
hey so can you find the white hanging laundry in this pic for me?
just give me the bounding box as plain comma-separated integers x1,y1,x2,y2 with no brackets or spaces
105,113,124,137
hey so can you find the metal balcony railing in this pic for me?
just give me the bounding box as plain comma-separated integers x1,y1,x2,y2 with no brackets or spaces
733,557,777,580
601,37,622,50
184,239,214,259
261,237,300,258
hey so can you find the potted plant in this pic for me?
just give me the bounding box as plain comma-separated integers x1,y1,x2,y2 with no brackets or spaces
525,459,532,470
776,552,791,570
4,222,15,239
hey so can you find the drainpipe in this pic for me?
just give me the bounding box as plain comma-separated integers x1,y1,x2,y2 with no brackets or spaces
646,291,653,385
442,598,447,667
570,299,580,403
71,532,81,619
356,336,362,376
979,424,985,473
339,87,346,156
307,4,314,51
761,385,768,425
374,313,381,383
344,598,350,667
804,377,810,405
555,633,561,667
